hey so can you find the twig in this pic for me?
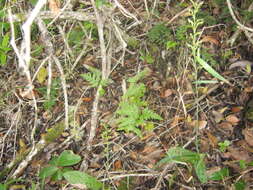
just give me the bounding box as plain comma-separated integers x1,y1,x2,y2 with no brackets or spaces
36,17,69,130
226,0,253,32
100,173,159,182
8,6,39,145
86,0,109,150
53,56,69,129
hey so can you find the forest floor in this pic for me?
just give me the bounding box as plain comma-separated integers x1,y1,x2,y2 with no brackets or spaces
1,0,253,189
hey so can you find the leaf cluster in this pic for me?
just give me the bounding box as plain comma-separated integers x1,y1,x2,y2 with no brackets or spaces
116,69,162,137
39,150,102,190
157,147,207,183
81,66,109,95
147,23,172,46
37,78,60,110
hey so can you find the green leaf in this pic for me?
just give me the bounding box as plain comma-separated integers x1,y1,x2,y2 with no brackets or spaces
234,180,246,190
239,160,247,169
39,166,59,179
56,150,81,167
194,157,207,183
209,168,229,181
0,183,7,190
196,50,229,84
166,41,177,49
51,169,64,181
37,66,48,84
158,147,201,165
157,147,207,183
63,171,102,190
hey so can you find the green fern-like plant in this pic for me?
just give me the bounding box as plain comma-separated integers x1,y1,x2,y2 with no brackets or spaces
116,69,162,137
147,23,172,46
80,66,109,95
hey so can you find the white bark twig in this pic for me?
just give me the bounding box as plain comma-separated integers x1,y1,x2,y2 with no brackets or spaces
53,56,69,129
87,0,109,150
8,7,40,145
12,11,95,22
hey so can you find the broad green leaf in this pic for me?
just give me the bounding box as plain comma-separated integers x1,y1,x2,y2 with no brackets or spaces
51,169,64,181
194,155,207,183
1,34,10,48
63,171,102,190
57,150,81,167
158,147,201,165
37,66,48,84
197,50,229,84
0,183,7,190
157,147,207,183
0,54,7,65
166,41,177,49
39,166,59,179
209,168,229,181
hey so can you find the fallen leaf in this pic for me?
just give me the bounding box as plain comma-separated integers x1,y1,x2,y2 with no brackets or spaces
229,60,253,70
18,87,37,100
231,106,243,113
206,131,218,147
225,147,252,161
244,87,253,93
212,110,224,123
37,66,47,84
201,35,219,45
218,122,233,134
114,160,122,170
242,128,253,147
82,97,93,102
49,0,60,15
226,114,240,125
199,120,207,130
161,89,173,98
170,115,180,128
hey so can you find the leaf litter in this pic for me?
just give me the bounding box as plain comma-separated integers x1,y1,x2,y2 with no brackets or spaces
1,0,253,189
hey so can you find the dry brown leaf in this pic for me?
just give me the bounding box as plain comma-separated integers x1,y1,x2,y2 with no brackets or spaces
161,89,173,98
18,88,37,100
49,0,60,15
212,110,224,123
206,166,221,176
114,160,122,170
206,131,218,147
170,115,180,128
225,147,252,161
242,128,253,147
226,114,240,125
199,120,207,129
244,87,253,93
218,122,233,133
236,140,253,153
201,35,219,45
82,97,93,102
231,106,243,113
229,60,253,70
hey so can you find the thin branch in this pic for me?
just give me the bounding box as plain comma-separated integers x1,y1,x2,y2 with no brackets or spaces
226,0,253,32
11,11,95,22
53,56,69,129
86,0,109,150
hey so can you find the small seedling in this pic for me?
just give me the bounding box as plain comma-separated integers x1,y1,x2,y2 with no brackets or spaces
116,68,162,137
81,66,110,96
39,150,102,190
218,140,231,152
157,147,207,183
